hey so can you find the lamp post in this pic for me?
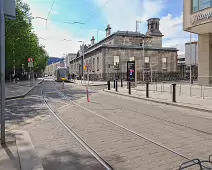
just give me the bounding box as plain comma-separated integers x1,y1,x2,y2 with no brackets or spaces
190,32,192,85
79,41,85,84
142,37,145,81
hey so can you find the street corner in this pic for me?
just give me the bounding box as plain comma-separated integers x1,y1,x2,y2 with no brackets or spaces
13,130,44,170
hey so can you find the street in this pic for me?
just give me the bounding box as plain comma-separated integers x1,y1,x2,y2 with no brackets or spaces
4,78,212,169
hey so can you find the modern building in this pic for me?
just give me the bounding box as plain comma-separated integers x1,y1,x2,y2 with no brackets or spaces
183,0,212,84
70,18,178,82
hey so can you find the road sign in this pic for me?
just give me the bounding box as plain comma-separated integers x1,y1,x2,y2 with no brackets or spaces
28,58,33,62
4,0,16,20
28,62,33,67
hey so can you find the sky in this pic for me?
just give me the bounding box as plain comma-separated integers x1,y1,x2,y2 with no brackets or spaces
22,0,197,57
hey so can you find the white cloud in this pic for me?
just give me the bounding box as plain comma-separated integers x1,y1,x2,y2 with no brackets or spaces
96,0,164,32
160,13,198,54
96,0,198,55
22,0,83,57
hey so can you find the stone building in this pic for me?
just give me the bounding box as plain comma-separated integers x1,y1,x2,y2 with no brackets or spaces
70,18,178,81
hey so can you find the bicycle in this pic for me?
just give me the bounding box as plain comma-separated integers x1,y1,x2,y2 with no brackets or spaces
179,155,212,170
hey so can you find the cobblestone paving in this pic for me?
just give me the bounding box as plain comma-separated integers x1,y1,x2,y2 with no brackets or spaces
78,91,212,160
56,101,187,170
5,80,106,170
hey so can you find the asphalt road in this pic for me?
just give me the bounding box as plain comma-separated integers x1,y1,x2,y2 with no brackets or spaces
3,78,212,169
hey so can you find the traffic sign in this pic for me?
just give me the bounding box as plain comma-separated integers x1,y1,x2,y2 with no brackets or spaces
84,65,87,70
28,62,33,67
28,58,33,62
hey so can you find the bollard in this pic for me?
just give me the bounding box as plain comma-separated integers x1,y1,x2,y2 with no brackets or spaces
172,84,176,102
170,84,172,94
108,81,110,90
153,83,156,93
200,85,202,97
116,80,118,92
156,83,158,92
114,80,115,88
121,79,123,87
146,82,149,98
128,82,131,94
179,84,181,96
189,84,191,97
62,81,64,90
162,83,164,92
86,86,91,102
203,86,205,99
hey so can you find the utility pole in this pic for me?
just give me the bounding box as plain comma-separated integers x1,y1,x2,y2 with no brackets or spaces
83,41,85,83
190,33,192,84
142,38,145,81
0,0,6,144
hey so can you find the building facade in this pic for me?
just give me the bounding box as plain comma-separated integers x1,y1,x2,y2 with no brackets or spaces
184,0,212,85
44,61,65,76
64,53,77,73
70,18,178,82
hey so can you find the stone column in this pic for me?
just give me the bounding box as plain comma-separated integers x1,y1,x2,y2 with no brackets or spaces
198,33,212,85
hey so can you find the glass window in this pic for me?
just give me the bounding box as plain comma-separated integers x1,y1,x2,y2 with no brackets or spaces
192,0,199,12
130,56,135,61
92,58,95,70
162,57,167,70
97,57,99,70
114,56,120,69
192,0,212,12
144,57,149,63
200,0,212,10
144,57,150,69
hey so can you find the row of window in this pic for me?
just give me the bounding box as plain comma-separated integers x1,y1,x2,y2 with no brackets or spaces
192,0,212,12
113,56,167,70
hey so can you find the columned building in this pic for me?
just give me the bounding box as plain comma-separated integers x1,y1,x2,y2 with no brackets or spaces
70,18,178,81
184,0,212,85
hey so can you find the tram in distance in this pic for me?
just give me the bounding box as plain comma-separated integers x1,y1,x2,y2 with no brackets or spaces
53,67,69,82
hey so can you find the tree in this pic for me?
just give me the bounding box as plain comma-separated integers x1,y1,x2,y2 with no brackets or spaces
5,0,49,80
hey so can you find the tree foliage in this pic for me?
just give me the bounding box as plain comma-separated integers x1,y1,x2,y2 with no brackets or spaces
5,0,49,78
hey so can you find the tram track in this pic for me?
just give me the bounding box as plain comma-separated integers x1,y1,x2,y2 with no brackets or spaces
48,81,195,166
41,80,113,170
40,80,212,169
91,94,212,137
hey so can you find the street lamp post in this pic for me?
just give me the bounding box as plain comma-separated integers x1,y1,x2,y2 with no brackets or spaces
142,37,145,82
190,32,192,84
79,41,85,84
0,0,6,144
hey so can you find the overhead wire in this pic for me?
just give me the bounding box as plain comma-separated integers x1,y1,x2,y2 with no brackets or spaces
32,16,84,25
46,0,56,28
75,0,113,34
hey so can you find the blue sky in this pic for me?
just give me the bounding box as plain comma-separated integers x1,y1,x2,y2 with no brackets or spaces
23,0,196,57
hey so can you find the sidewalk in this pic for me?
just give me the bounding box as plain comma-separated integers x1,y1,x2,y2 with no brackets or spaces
0,131,43,170
6,79,43,100
0,79,44,170
104,83,212,113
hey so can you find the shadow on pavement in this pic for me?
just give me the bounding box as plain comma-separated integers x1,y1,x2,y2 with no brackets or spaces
4,96,49,129
41,150,107,170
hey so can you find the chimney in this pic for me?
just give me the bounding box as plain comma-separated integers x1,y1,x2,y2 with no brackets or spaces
91,36,95,45
105,24,111,37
